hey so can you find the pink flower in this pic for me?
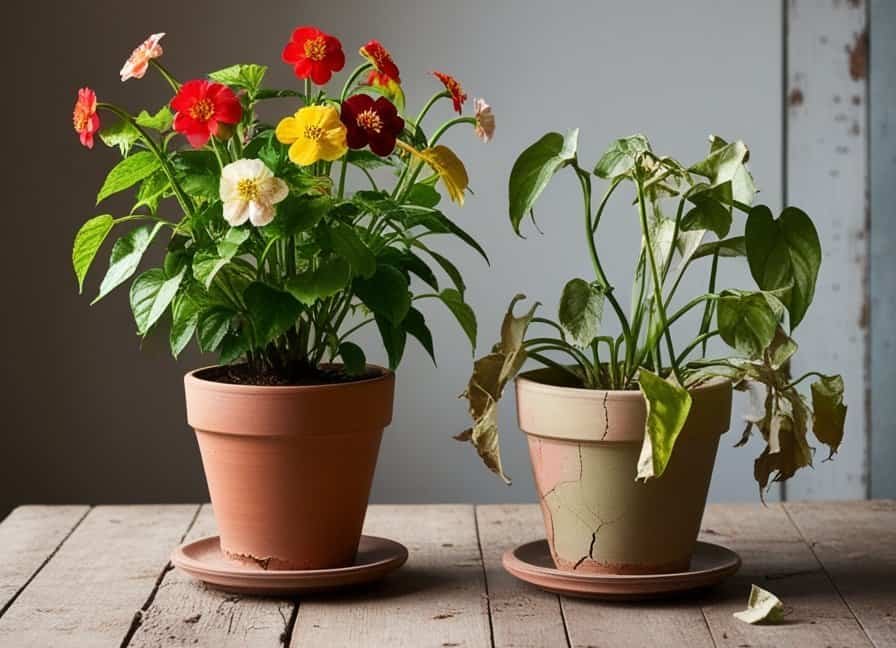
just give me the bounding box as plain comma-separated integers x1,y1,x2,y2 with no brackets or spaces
120,33,165,82
72,87,100,149
474,98,495,143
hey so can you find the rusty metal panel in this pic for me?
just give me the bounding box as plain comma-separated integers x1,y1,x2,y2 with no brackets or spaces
785,0,869,499
870,0,896,498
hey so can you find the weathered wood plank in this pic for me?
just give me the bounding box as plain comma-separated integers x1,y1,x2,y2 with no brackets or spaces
290,505,492,648
784,500,895,647
127,504,295,648
0,506,90,616
785,0,869,500
699,502,873,647
476,505,568,648
0,505,198,648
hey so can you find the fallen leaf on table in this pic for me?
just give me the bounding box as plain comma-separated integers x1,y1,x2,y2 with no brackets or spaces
733,584,785,624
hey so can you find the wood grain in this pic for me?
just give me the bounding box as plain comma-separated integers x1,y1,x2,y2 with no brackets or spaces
290,505,492,648
0,506,89,616
127,504,296,648
476,505,569,648
0,505,198,648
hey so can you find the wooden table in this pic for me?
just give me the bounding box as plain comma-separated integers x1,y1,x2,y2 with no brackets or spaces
0,502,892,647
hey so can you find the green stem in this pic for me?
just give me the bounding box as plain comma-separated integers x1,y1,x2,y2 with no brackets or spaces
675,330,720,367
698,251,720,356
415,91,450,128
337,155,348,198
782,371,828,391
527,352,586,383
149,59,180,92
428,117,475,146
340,63,372,100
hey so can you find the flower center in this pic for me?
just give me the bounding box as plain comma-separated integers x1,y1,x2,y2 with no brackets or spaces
303,124,323,141
189,98,215,121
236,178,260,202
304,36,328,62
72,109,89,132
357,109,383,134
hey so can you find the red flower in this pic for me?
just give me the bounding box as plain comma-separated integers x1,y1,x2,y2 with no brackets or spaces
340,95,404,156
72,87,100,149
432,71,468,114
282,26,345,85
170,80,242,148
360,40,400,84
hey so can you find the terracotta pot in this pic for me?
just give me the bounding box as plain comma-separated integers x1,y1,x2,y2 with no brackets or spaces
184,365,394,570
516,368,731,575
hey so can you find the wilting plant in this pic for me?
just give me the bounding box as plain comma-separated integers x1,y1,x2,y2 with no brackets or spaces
71,28,495,382
458,131,847,497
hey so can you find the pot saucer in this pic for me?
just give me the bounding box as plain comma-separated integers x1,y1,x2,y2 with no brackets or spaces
503,540,740,600
172,535,408,595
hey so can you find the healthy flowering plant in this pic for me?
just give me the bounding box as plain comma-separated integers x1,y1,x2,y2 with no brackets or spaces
72,28,494,382
459,131,847,497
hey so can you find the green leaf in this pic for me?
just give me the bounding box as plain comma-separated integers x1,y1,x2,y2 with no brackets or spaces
403,306,436,365
692,236,746,260
129,266,186,336
811,374,847,459
439,288,477,351
354,264,410,323
219,329,249,365
745,205,822,329
135,106,173,131
208,64,267,93
73,215,115,293
636,369,693,480
681,181,733,238
191,227,250,289
406,183,441,208
99,120,140,155
424,247,465,296
197,306,234,352
403,209,490,264
346,149,395,170
374,314,406,370
733,585,785,624
558,278,605,347
593,134,650,179
338,341,366,375
269,195,332,239
286,256,350,305
93,223,164,304
689,135,756,205
509,129,578,235
96,151,161,204
378,247,439,292
170,291,200,357
244,282,302,345
171,150,220,200
717,289,784,357
330,222,376,278
135,170,170,212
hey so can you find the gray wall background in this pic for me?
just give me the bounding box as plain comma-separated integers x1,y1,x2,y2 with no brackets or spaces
1,0,887,517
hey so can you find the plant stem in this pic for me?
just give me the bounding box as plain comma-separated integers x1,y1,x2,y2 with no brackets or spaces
675,330,720,367
428,117,475,146
698,251,720,356
149,59,180,92
415,91,450,128
527,352,586,383
340,63,372,100
337,156,349,198
782,371,828,390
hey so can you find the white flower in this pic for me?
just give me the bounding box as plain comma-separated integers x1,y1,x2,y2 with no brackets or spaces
473,98,495,143
219,159,289,227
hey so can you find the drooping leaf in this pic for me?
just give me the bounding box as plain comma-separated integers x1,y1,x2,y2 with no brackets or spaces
402,306,436,365
509,129,578,235
557,278,605,347
593,134,650,179
96,151,161,204
330,221,376,278
811,374,847,459
403,209,490,263
745,205,821,329
354,264,411,323
93,223,164,304
170,290,201,357
243,282,302,345
338,341,367,375
636,369,693,480
717,289,784,358
681,181,734,238
286,256,351,305
438,288,477,351
689,135,756,205
99,119,140,155
129,266,186,336
374,313,406,370
73,215,115,293
378,247,438,291
733,585,785,624
692,236,746,260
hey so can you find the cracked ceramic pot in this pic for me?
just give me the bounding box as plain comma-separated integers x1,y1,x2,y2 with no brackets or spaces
184,365,394,570
516,367,731,575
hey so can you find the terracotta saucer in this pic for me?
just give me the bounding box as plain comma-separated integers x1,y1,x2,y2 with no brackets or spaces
172,535,408,595
503,540,740,600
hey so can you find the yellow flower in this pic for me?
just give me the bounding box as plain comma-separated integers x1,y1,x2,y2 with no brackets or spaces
398,142,469,205
275,105,347,166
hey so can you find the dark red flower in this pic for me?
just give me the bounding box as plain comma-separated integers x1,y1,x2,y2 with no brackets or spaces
72,87,100,149
170,80,242,148
432,71,468,114
282,26,345,85
359,40,400,84
340,95,404,156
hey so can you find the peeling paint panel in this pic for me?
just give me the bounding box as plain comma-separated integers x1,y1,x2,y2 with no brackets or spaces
785,0,869,500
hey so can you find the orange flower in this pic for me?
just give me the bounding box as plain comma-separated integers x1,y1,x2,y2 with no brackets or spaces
120,33,165,82
432,71,467,114
359,40,400,84
72,87,100,149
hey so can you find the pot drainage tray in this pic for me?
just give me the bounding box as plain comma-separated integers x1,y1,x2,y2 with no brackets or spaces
172,535,408,595
503,540,740,600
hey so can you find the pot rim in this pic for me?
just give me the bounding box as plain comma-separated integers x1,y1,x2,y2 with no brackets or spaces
185,363,394,396
515,367,730,402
